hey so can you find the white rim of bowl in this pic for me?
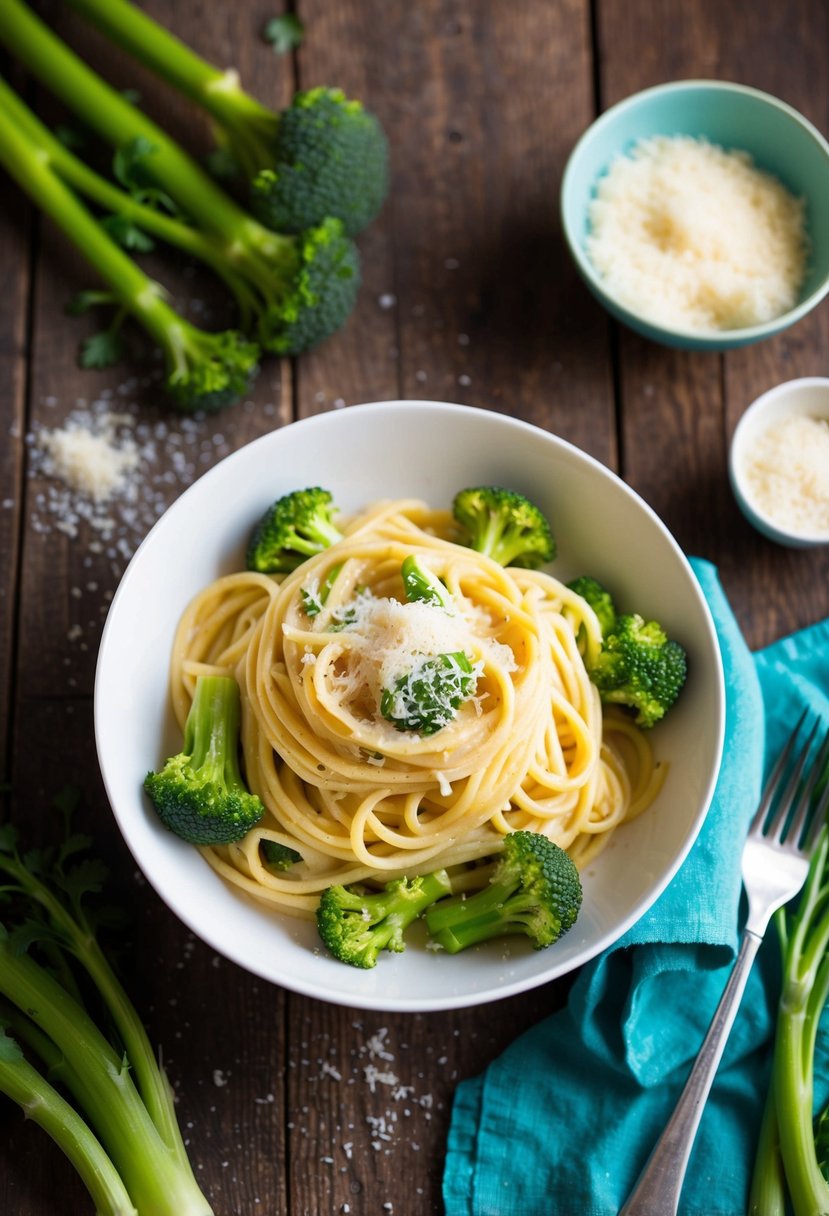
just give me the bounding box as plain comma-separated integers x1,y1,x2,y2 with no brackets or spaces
560,79,829,344
730,377,829,546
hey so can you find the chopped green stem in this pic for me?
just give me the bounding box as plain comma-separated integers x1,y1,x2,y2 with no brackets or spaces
0,0,281,249
0,935,213,1215
0,851,191,1174
426,880,533,951
0,1034,138,1216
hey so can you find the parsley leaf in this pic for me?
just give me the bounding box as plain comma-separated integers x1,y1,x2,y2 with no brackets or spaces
101,213,156,253
79,329,125,370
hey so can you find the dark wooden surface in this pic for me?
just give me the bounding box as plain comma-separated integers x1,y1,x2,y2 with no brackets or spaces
1,2,828,1213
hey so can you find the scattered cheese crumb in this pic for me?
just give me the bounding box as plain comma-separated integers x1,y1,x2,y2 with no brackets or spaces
587,135,808,331
37,413,139,504
741,413,829,537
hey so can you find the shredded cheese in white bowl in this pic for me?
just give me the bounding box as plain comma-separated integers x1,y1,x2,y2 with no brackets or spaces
730,378,829,547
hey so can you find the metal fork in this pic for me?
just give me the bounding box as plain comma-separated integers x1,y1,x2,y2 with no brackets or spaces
619,712,829,1216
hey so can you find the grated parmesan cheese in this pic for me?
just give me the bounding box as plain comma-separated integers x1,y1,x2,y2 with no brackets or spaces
37,414,140,504
587,135,809,332
741,413,829,537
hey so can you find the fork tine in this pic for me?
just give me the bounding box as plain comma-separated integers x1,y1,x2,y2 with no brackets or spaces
805,730,829,849
766,717,820,842
749,708,809,835
785,726,829,847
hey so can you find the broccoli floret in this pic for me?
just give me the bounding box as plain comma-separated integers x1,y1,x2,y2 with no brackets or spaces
453,486,555,568
425,831,582,954
568,576,617,638
260,841,302,872
161,318,260,414
316,870,452,969
589,613,688,728
60,0,388,235
400,554,453,610
380,652,477,735
246,488,343,574
250,87,389,236
144,675,264,845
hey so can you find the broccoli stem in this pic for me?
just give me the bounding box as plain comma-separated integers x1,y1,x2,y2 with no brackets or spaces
0,0,281,251
0,934,213,1215
0,104,210,358
0,1033,138,1216
748,1084,787,1216
771,830,829,1215
0,849,193,1178
425,879,534,953
65,0,279,175
185,675,245,785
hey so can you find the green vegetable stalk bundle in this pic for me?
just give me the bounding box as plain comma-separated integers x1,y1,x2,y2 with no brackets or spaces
0,820,213,1215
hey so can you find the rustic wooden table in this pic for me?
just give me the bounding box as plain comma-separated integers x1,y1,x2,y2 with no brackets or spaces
1,1,828,1213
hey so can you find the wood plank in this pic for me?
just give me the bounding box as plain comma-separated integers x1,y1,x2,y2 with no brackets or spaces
595,0,829,650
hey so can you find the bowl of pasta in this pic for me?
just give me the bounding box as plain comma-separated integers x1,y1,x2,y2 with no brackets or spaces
95,400,724,1011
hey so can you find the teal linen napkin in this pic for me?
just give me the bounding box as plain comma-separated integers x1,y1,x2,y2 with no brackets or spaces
444,559,829,1216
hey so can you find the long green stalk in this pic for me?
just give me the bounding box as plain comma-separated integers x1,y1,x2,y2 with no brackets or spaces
0,931,213,1215
0,0,280,249
0,1029,137,1216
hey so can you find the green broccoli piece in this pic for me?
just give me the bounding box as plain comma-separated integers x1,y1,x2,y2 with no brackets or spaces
425,831,582,954
401,554,453,610
0,5,361,362
568,576,617,638
250,88,389,236
589,613,688,728
260,841,302,872
246,488,343,574
316,870,453,969
453,486,555,568
301,562,344,617
144,675,264,845
380,652,477,735
62,0,389,235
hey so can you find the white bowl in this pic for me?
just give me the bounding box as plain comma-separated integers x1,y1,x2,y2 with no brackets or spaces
729,377,829,548
95,401,725,1012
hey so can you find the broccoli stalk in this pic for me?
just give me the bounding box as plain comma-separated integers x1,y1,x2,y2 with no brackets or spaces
401,554,454,611
452,486,556,568
64,0,389,235
144,675,265,845
750,824,829,1216
424,831,582,953
0,924,212,1215
246,487,343,573
0,1022,138,1216
0,101,259,413
0,0,361,356
317,871,453,969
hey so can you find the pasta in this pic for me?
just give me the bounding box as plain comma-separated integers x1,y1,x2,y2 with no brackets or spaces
168,498,664,918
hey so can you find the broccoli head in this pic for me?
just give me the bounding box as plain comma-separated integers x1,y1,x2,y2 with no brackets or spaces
162,319,260,414
250,87,389,237
246,487,343,573
568,576,617,638
380,652,477,735
317,870,453,968
260,840,302,872
425,831,582,954
589,613,688,728
452,486,555,568
256,217,360,356
144,675,264,845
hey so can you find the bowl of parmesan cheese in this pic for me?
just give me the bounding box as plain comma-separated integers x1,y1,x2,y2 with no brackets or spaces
730,378,829,547
561,80,829,349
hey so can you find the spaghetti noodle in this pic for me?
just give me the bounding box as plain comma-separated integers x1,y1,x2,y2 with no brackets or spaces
167,498,663,917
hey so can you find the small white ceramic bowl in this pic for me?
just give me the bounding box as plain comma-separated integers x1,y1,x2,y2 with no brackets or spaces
95,401,725,1012
729,378,829,548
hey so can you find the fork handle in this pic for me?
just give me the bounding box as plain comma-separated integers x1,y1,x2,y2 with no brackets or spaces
619,928,762,1216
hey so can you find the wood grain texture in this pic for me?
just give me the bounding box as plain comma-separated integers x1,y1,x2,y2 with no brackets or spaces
0,0,827,1213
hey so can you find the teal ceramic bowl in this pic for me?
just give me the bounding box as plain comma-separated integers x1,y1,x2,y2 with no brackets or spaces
561,80,829,350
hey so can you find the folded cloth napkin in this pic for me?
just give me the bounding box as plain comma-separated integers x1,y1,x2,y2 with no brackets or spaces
444,558,829,1216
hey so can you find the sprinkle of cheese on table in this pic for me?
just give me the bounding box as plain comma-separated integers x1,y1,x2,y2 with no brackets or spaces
586,135,809,332
742,414,829,536
37,414,140,504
